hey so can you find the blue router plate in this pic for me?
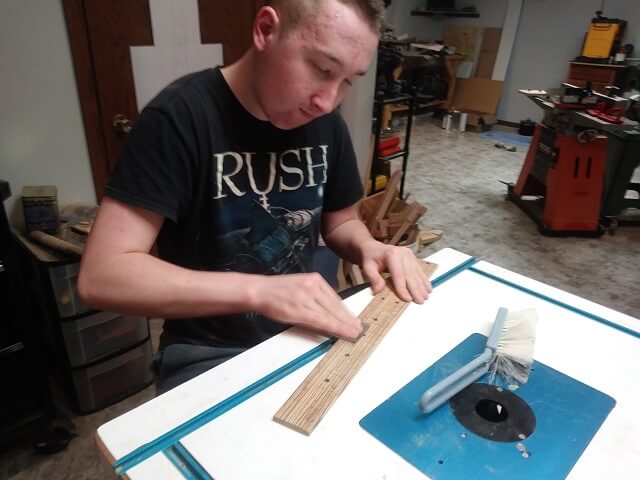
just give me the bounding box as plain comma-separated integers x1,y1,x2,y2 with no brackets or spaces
360,334,616,479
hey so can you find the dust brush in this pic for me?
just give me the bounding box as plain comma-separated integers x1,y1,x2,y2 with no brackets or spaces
419,307,537,414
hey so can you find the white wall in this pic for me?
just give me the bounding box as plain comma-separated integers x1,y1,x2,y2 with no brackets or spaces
0,0,96,228
130,0,223,111
499,0,640,123
340,59,377,188
386,0,508,41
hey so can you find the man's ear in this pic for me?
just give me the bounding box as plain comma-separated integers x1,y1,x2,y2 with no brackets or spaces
253,6,281,51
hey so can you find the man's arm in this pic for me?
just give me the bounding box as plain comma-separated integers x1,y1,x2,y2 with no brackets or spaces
321,203,431,303
78,197,362,339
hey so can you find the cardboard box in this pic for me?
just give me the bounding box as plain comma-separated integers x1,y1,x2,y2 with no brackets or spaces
443,26,479,57
475,28,502,78
452,77,504,131
465,111,497,132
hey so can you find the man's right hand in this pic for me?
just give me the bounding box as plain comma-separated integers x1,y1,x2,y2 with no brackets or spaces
79,198,362,338
247,273,363,341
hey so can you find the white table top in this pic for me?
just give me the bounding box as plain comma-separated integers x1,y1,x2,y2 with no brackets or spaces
97,248,640,480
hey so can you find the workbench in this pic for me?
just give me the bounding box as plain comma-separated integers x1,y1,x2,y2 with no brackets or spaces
96,248,640,480
522,92,638,133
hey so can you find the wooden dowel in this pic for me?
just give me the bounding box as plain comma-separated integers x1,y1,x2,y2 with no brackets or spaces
29,230,84,257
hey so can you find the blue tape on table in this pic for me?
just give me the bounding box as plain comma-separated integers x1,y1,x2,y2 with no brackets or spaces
360,334,616,480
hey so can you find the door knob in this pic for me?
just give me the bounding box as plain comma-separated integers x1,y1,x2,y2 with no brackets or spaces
112,114,133,134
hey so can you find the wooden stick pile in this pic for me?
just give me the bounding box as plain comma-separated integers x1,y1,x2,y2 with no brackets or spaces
362,171,426,248
337,171,443,290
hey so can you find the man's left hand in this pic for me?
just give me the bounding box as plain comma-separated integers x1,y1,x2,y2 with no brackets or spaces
360,242,432,303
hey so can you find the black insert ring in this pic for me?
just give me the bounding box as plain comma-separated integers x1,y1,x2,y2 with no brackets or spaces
449,383,536,442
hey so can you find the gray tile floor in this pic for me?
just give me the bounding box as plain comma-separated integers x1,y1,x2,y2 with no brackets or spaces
1,118,638,479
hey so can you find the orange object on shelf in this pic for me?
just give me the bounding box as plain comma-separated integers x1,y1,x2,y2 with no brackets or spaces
379,146,402,158
378,136,400,150
582,22,620,59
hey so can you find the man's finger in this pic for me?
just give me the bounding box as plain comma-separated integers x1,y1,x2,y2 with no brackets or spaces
312,284,362,337
298,301,361,340
387,263,411,301
406,273,428,303
361,262,385,294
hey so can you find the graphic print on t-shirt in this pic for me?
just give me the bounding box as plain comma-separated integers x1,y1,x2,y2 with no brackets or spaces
106,68,364,347
194,144,328,276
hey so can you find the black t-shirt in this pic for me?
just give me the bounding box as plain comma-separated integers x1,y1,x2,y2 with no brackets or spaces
106,67,363,349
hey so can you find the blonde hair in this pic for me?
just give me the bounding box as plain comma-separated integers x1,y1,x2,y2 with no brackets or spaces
264,0,385,33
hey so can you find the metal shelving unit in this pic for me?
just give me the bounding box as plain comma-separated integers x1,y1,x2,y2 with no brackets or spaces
411,8,479,18
370,94,415,198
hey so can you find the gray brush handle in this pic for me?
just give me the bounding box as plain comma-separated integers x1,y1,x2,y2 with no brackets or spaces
419,308,508,415
419,348,492,414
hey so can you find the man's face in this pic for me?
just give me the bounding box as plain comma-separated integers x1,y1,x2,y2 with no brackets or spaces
253,0,379,130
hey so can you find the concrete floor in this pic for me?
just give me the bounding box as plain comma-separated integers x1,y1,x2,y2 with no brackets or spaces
406,118,639,319
1,118,638,479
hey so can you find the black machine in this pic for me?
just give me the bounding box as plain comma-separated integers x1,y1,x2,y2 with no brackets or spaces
0,180,75,454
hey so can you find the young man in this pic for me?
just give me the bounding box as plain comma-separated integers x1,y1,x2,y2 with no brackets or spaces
78,0,431,393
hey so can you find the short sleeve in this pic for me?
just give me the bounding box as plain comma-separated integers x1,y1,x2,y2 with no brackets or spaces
322,113,364,212
105,107,195,222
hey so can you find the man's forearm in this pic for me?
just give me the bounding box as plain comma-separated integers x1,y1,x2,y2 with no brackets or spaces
78,250,364,340
322,218,380,265
78,252,258,318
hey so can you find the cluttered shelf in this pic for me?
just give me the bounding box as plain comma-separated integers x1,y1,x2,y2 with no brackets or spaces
370,20,506,197
368,94,416,197
388,99,443,114
375,48,469,129
411,8,479,18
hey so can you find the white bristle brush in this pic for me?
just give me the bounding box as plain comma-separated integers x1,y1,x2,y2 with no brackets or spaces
419,307,538,414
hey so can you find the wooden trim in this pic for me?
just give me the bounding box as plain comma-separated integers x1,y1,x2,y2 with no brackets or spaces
94,432,132,479
62,0,111,201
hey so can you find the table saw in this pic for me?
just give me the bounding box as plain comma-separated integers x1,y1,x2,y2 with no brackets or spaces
508,89,639,236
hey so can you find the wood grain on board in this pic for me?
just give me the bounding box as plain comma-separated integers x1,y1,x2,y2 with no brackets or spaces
274,261,437,435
